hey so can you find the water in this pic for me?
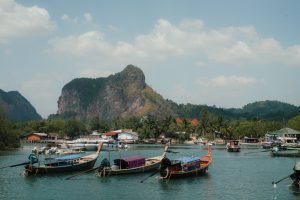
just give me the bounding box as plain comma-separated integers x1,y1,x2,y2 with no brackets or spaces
0,144,299,200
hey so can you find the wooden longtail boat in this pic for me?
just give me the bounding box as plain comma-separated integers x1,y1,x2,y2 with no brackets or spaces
24,143,103,175
227,140,240,152
159,145,212,179
96,145,169,176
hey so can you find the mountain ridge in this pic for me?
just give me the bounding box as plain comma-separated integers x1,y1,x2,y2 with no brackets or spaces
57,65,175,120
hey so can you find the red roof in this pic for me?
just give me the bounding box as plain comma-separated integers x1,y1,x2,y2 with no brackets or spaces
104,131,119,136
176,117,183,124
191,118,199,126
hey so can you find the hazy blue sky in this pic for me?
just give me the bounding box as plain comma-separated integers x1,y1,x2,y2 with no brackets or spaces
1,0,300,118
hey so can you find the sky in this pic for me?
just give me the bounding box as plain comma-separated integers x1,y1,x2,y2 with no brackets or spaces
1,0,300,118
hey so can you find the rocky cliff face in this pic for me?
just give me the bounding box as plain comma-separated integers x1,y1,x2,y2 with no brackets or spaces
0,89,42,121
57,65,175,120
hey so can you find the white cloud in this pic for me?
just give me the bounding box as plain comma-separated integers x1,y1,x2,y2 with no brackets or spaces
196,75,257,88
0,0,55,42
211,75,257,87
48,31,112,56
61,14,78,24
48,18,300,68
61,12,97,27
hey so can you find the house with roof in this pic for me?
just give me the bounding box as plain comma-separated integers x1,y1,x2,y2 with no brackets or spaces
27,133,48,142
267,127,300,144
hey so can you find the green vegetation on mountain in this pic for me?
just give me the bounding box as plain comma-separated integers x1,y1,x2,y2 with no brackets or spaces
240,100,300,120
288,114,300,132
63,78,107,109
167,100,300,122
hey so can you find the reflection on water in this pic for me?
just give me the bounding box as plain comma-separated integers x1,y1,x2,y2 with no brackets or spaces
289,184,300,196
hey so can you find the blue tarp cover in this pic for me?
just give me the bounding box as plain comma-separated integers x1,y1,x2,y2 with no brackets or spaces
174,157,200,164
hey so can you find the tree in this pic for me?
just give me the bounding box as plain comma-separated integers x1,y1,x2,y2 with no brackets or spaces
288,115,300,131
0,108,20,149
63,119,86,139
88,117,109,132
111,117,124,130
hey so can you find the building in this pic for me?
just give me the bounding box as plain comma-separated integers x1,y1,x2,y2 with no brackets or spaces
268,127,300,143
118,131,139,143
104,129,139,143
27,133,48,142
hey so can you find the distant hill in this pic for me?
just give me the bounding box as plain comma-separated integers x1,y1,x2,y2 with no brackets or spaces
0,89,42,121
168,100,300,121
57,65,175,120
238,100,300,120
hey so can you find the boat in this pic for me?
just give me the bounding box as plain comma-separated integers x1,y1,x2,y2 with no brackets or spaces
227,140,240,152
240,137,261,147
279,136,299,148
24,143,103,175
96,145,169,176
271,146,300,157
262,141,281,149
54,147,85,155
261,133,281,149
159,144,212,179
66,138,110,151
194,138,208,145
117,142,128,150
290,162,300,187
272,161,300,188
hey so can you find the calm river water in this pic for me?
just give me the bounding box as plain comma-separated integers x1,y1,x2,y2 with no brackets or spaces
0,143,299,200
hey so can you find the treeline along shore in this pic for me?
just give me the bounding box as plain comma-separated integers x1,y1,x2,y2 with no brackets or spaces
1,107,300,150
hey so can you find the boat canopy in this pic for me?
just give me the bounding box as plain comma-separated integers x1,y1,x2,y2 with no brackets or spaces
174,157,200,164
114,156,145,169
230,140,239,145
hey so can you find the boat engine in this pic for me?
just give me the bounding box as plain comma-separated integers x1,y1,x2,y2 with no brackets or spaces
97,158,111,176
159,157,172,178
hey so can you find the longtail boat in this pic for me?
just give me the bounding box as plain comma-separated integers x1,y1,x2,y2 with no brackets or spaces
272,161,300,188
24,143,103,175
159,144,212,179
96,145,168,176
